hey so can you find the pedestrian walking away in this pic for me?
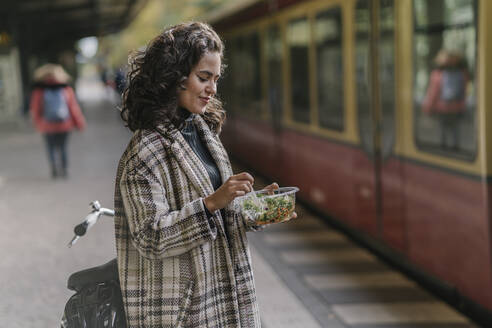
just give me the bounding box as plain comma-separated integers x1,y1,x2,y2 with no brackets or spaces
421,49,470,150
29,63,86,178
115,22,296,327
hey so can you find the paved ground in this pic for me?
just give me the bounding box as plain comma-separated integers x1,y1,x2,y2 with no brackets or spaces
0,81,130,327
0,79,479,327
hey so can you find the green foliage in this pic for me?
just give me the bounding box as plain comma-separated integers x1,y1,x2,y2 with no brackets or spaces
99,0,232,68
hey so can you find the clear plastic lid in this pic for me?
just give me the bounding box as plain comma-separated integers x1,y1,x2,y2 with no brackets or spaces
238,186,299,226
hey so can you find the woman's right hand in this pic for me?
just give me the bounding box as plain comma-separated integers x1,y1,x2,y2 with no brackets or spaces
203,172,254,212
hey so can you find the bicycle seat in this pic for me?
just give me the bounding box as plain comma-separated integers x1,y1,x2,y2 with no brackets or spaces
67,258,119,291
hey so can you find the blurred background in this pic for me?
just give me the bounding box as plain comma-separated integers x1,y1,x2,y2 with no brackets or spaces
0,1,233,327
0,0,229,121
1,0,491,327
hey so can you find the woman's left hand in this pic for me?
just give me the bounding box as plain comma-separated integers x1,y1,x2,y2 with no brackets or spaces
262,182,279,195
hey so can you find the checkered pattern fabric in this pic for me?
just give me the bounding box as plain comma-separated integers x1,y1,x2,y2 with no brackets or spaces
114,114,261,327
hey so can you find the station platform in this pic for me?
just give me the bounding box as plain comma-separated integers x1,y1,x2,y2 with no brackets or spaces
246,174,477,328
0,79,479,327
249,201,477,328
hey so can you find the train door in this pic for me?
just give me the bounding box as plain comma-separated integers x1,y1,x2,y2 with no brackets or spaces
355,0,406,251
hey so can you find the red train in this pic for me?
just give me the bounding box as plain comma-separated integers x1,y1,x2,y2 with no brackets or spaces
208,0,492,323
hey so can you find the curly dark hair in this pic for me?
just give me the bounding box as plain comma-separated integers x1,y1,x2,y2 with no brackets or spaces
120,22,226,134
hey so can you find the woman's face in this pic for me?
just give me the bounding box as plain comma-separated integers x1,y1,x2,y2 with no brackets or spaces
178,51,221,115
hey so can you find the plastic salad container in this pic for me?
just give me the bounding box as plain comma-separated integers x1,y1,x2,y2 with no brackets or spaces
238,187,299,225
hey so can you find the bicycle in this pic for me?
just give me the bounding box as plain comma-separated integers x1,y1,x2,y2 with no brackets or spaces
61,201,126,328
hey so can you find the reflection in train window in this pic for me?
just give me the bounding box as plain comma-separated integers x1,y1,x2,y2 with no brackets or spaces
413,0,477,160
265,24,283,127
233,33,262,116
228,37,242,114
287,17,310,124
222,38,235,114
355,0,374,152
316,7,344,131
379,0,396,159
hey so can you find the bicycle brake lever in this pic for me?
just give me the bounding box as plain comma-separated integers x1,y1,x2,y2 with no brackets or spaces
67,235,80,248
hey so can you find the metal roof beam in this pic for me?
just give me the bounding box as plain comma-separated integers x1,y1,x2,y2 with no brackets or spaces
19,3,94,16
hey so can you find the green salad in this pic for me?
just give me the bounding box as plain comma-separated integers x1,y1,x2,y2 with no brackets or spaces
242,193,295,225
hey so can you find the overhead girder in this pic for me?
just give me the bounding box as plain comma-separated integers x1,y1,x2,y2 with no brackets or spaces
2,0,147,54
0,0,148,115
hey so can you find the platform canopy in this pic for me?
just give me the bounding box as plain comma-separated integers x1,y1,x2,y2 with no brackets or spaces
1,0,148,52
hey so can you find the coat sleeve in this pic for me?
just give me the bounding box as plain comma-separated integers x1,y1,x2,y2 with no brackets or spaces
29,89,45,132
65,87,86,131
421,70,442,114
120,164,218,260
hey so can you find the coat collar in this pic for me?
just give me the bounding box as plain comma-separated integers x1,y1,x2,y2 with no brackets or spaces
155,114,232,199
192,114,233,185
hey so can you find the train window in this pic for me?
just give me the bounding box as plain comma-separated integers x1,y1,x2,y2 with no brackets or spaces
413,0,477,160
316,7,344,131
379,0,396,158
355,0,396,156
227,37,242,114
355,0,374,152
287,17,310,124
233,32,262,117
222,38,235,114
266,24,283,127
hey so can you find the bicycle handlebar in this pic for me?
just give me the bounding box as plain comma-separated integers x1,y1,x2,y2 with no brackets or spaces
68,201,114,248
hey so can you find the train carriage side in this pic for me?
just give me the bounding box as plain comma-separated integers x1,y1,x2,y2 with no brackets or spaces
214,0,492,316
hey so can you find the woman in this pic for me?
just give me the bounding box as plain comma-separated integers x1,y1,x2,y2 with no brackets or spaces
30,63,86,178
115,22,294,327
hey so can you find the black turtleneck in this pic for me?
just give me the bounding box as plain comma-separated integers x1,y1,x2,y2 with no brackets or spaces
179,112,222,191
179,110,231,241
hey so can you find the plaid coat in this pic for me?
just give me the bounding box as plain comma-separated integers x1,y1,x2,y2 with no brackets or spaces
114,114,261,328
